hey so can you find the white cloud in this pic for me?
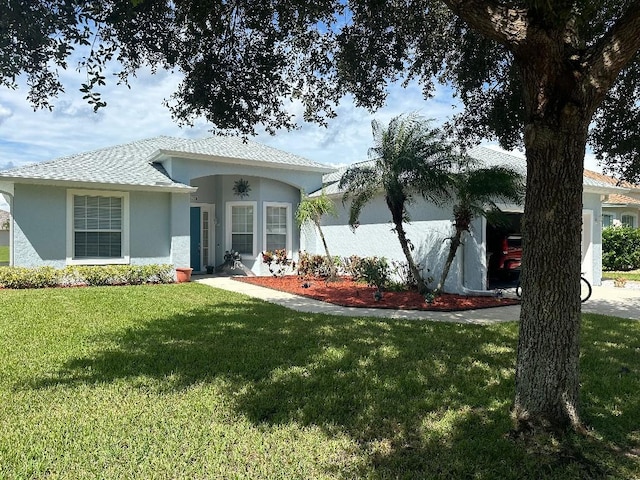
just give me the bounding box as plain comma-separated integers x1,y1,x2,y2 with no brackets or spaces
0,103,12,124
256,81,462,165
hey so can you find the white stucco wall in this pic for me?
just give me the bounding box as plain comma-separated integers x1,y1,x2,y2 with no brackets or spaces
583,191,603,286
302,190,603,293
302,194,487,293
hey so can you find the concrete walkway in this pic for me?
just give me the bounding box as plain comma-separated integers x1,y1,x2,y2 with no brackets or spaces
196,276,640,324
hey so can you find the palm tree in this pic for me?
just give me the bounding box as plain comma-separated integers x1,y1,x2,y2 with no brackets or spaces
339,113,456,293
435,161,524,294
295,191,339,279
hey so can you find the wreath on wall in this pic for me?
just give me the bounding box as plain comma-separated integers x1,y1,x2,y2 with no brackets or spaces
233,178,251,199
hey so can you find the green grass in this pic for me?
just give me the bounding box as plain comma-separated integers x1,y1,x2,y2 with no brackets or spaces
603,270,640,281
0,284,638,479
0,246,8,263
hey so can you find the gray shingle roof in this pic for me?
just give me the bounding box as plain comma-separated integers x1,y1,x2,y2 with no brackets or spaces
467,146,625,192
0,136,192,190
0,135,333,189
465,146,527,177
156,136,335,172
314,146,622,196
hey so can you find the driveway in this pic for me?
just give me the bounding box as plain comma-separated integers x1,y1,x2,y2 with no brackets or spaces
581,283,640,319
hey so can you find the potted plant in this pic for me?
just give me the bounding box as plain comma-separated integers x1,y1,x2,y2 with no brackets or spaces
175,267,193,283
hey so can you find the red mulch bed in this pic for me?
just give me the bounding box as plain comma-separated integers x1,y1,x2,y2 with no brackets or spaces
234,276,519,312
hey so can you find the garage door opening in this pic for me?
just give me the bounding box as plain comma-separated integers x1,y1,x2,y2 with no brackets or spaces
486,212,523,289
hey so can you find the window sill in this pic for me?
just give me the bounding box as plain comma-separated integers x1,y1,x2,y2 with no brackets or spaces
66,257,130,266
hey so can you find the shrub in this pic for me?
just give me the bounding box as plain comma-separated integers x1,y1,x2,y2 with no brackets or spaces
0,266,61,289
344,257,419,291
341,255,363,279
350,256,391,290
261,249,295,277
0,264,175,289
602,226,640,271
296,251,336,278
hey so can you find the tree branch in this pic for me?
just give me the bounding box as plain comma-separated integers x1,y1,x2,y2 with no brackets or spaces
440,0,529,47
586,0,640,101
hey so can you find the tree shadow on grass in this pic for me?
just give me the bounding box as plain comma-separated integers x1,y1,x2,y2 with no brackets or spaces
22,300,639,479
580,314,640,449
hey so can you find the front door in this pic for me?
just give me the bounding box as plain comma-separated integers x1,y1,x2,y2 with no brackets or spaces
190,204,216,272
190,206,201,271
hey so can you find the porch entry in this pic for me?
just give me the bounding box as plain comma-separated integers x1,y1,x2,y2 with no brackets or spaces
190,204,215,272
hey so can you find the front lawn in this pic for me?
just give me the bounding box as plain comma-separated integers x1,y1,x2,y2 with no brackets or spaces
603,270,640,282
0,245,8,263
0,284,638,479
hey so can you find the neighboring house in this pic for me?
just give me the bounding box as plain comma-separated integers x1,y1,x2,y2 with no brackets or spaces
302,146,625,292
583,170,640,228
0,136,334,275
0,209,9,247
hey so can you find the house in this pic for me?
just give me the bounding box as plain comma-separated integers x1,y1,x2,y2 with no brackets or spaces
0,136,334,275
583,170,640,228
0,138,626,294
302,146,626,292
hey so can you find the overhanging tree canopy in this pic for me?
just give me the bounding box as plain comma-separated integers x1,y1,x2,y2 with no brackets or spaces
2,1,637,177
2,0,639,435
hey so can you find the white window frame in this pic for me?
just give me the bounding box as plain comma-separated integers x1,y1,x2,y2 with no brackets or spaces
602,213,614,228
621,213,637,228
263,202,292,256
66,189,130,265
226,201,257,258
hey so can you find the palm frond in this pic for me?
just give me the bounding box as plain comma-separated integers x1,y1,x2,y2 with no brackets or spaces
296,191,337,227
449,163,524,226
339,164,380,201
339,164,381,228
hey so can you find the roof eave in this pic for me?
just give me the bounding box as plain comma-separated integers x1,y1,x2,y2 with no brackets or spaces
0,176,197,193
583,184,628,195
151,149,336,174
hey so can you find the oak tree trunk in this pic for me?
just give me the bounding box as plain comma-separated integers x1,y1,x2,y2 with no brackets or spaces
513,49,591,432
441,0,640,438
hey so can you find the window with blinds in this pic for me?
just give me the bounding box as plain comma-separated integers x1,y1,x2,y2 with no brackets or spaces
231,204,254,255
621,214,637,228
73,195,122,258
265,205,288,251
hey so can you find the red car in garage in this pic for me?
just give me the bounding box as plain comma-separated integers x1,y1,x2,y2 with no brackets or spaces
495,235,522,273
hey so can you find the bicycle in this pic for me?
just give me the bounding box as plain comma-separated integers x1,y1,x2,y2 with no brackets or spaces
515,274,592,303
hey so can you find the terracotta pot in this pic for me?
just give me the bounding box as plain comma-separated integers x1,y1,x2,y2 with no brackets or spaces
175,267,193,283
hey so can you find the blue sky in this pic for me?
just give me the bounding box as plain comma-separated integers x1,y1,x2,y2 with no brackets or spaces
0,64,602,209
